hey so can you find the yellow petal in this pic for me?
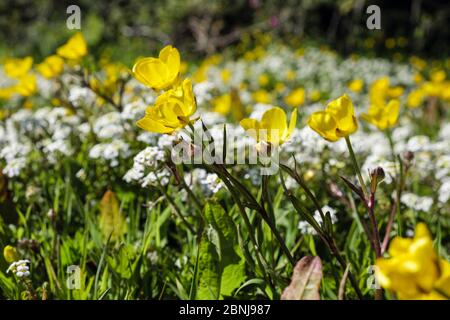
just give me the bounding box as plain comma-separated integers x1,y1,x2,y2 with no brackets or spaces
159,45,180,81
326,94,358,136
132,57,169,89
4,56,33,79
240,118,260,141
308,111,340,142
261,107,288,144
57,32,87,60
136,116,174,134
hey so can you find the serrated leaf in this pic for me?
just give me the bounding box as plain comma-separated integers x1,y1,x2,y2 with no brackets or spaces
99,190,126,242
281,256,323,300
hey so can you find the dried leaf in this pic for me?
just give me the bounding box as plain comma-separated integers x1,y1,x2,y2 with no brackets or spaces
281,256,323,300
99,190,126,242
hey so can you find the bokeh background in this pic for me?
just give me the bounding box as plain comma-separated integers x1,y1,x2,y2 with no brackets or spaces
1,0,449,63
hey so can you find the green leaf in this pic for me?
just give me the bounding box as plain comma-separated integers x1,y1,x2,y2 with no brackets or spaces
203,201,246,297
196,231,221,300
99,190,126,242
281,256,323,300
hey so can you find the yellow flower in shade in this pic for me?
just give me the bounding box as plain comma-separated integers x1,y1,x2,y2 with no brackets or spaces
15,73,37,97
132,45,180,91
3,56,33,79
213,93,231,115
361,99,400,130
308,94,358,142
284,88,305,107
240,107,297,146
3,245,18,263
376,223,450,300
137,78,196,134
348,79,364,93
57,32,88,60
37,55,64,79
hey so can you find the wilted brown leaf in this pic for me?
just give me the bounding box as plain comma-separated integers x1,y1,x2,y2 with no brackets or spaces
99,190,126,242
281,256,323,300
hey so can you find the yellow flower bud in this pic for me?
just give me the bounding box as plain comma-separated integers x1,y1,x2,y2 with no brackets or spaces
3,245,18,263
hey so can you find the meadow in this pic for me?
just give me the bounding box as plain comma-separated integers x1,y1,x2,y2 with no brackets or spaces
0,27,449,300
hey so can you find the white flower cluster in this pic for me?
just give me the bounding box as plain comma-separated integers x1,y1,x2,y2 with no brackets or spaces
184,168,224,197
89,140,131,167
123,146,169,187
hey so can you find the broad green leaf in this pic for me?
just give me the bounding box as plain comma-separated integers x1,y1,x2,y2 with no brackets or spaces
203,201,246,297
196,231,220,300
99,190,126,242
281,256,323,300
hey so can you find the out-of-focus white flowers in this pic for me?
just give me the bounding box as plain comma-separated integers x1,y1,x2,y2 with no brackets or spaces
89,140,131,167
6,259,31,278
298,205,338,235
184,168,223,197
400,192,434,212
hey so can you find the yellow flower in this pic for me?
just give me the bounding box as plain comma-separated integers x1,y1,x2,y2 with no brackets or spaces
361,99,400,130
137,78,196,134
3,56,33,79
132,45,180,91
376,223,450,300
252,89,271,104
348,79,364,93
240,107,297,145
284,88,305,107
221,69,231,84
213,93,232,115
407,89,425,108
3,245,18,263
0,86,17,100
430,70,446,83
285,70,296,81
258,73,269,87
15,73,37,97
57,32,88,60
37,55,64,79
387,86,404,98
308,94,358,142
309,90,321,102
385,38,396,49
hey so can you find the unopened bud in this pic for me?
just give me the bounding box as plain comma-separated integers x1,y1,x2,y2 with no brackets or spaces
370,167,385,193
402,151,414,167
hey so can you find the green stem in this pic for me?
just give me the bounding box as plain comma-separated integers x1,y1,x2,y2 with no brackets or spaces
345,136,369,199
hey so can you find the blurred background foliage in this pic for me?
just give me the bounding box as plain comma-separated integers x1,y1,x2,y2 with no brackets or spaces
0,0,449,64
